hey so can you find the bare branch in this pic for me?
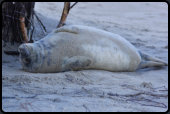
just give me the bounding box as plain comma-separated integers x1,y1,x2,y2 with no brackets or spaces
34,11,47,33
70,2,78,9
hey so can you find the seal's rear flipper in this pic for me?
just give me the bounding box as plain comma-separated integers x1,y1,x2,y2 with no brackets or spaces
138,61,167,69
138,51,168,69
61,56,92,71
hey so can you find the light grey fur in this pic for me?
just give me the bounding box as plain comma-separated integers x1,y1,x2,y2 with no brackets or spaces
18,25,168,73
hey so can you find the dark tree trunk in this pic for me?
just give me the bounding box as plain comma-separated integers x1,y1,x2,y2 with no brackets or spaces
2,2,35,49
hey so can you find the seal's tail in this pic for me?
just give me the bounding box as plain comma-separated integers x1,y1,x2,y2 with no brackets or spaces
138,51,168,69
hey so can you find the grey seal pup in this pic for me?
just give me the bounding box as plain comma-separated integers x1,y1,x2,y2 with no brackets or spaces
18,25,168,73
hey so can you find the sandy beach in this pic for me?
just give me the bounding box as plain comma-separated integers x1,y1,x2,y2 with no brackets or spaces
2,2,168,112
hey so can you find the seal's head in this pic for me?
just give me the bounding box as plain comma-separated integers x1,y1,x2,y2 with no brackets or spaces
18,43,40,72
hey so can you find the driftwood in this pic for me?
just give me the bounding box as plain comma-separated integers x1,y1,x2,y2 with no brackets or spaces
2,2,35,55
2,2,78,55
2,2,78,44
57,2,78,28
2,2,35,44
20,16,28,43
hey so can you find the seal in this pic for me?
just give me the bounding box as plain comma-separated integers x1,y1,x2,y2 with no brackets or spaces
18,25,168,73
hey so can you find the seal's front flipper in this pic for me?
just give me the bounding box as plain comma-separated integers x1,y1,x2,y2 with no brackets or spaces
62,56,92,71
55,25,79,34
